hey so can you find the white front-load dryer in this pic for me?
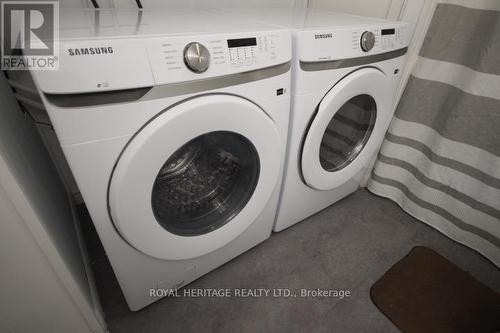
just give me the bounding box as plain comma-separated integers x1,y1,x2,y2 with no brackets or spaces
28,9,291,310
218,9,411,231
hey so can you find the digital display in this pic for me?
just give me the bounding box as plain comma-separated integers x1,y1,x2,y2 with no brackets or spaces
381,28,395,35
227,38,257,48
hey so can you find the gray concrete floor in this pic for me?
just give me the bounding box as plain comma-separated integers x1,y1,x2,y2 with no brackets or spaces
82,189,500,333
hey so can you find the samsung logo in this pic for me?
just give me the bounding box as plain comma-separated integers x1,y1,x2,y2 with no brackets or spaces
67,47,114,56
315,33,333,39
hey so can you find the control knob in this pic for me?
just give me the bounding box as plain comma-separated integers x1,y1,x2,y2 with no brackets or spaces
183,42,210,73
360,31,375,52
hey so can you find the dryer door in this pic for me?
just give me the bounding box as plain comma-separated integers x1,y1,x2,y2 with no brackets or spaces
301,68,393,190
108,94,282,260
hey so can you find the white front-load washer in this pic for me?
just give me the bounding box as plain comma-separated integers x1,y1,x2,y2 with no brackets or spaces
218,9,411,231
27,9,291,310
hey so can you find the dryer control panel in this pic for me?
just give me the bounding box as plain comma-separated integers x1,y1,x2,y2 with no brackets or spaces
298,22,411,63
147,31,290,86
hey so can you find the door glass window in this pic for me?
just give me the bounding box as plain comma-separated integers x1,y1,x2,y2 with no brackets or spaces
151,131,260,236
319,94,377,172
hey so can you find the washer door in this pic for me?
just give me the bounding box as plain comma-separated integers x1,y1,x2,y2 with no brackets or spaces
301,68,392,190
108,94,282,260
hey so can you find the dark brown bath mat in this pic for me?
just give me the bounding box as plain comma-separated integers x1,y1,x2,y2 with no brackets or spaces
370,246,500,333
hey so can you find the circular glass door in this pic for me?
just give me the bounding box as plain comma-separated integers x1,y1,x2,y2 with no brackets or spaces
108,94,282,260
319,94,377,172
301,68,392,190
151,131,260,236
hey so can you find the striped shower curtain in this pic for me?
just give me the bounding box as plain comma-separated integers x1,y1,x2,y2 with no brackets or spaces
368,1,500,266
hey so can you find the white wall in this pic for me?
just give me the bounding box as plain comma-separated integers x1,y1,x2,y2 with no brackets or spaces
308,0,405,19
0,73,106,333
307,0,425,28
58,0,308,8
0,184,103,333
136,0,307,8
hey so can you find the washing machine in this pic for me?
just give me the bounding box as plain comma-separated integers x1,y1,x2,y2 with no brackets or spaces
219,9,411,231
27,9,291,310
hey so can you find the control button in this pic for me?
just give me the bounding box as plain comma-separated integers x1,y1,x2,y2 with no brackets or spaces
360,31,376,52
183,42,210,73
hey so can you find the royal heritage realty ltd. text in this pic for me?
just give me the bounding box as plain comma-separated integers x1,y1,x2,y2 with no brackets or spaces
150,288,351,299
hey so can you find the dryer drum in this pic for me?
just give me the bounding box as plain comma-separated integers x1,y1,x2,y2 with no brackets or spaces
151,131,260,236
319,94,377,172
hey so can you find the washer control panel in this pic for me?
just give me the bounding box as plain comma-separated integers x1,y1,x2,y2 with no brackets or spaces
298,22,411,63
34,31,290,94
147,31,290,85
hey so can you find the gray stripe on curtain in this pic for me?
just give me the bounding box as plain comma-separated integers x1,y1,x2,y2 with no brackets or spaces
377,153,500,219
371,173,500,248
420,4,500,75
396,76,500,156
385,133,500,189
